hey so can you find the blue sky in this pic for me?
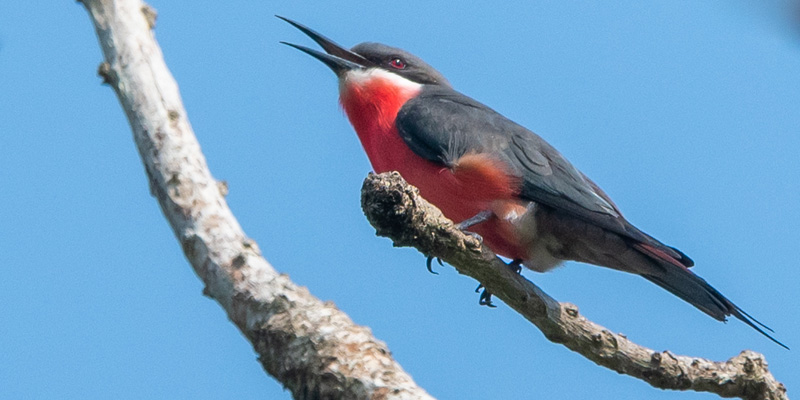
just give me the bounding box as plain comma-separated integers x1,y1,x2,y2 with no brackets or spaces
1,1,798,399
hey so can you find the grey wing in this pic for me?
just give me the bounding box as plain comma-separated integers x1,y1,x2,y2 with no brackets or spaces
398,87,623,229
395,86,691,263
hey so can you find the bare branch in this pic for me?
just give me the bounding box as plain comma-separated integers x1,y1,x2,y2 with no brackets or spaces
78,1,434,398
361,171,788,400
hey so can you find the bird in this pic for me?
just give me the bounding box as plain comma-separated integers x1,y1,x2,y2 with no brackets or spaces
278,16,786,349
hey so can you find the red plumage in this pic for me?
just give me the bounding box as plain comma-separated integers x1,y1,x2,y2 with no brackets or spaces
341,76,528,260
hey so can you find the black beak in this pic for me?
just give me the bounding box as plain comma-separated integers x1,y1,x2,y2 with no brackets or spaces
278,16,376,76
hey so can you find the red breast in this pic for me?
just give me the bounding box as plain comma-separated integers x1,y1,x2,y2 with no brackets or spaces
340,72,529,260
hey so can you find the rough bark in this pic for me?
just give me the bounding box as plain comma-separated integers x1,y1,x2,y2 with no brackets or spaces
78,1,434,399
361,171,788,400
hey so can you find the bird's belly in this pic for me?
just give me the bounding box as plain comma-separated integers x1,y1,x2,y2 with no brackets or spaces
514,206,565,272
363,129,552,263
402,162,565,270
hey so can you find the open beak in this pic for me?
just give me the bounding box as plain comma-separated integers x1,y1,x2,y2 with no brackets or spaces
278,16,376,76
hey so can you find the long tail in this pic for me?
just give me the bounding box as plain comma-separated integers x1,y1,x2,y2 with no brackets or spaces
635,243,788,349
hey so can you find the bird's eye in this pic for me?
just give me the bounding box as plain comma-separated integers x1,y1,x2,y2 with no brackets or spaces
390,57,406,69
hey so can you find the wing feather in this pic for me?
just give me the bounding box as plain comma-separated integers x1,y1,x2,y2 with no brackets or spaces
396,85,692,266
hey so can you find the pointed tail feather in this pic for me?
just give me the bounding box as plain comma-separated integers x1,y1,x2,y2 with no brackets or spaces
639,255,788,350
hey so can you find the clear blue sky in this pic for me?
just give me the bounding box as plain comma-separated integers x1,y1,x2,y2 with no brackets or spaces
1,1,798,399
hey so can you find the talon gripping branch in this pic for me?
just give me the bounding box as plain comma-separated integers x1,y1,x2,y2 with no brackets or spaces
279,16,785,349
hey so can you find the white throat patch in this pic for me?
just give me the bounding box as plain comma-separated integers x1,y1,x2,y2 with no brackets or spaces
341,68,423,93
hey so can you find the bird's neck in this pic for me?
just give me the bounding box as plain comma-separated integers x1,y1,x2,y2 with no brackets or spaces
339,69,421,171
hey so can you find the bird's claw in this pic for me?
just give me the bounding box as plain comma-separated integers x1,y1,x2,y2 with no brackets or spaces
508,259,523,274
474,259,522,307
462,230,483,244
475,283,496,308
426,256,444,274
455,210,492,244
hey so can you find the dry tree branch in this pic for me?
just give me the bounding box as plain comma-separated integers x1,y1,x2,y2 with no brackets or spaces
361,172,788,400
78,1,434,398
76,0,787,398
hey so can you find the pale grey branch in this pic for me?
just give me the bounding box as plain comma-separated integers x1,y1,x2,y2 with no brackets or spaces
78,1,434,398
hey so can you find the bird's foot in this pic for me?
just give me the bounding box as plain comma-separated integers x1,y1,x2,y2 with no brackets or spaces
456,210,493,230
455,210,493,243
508,259,523,274
474,259,523,308
475,283,496,308
462,231,483,243
426,256,443,274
